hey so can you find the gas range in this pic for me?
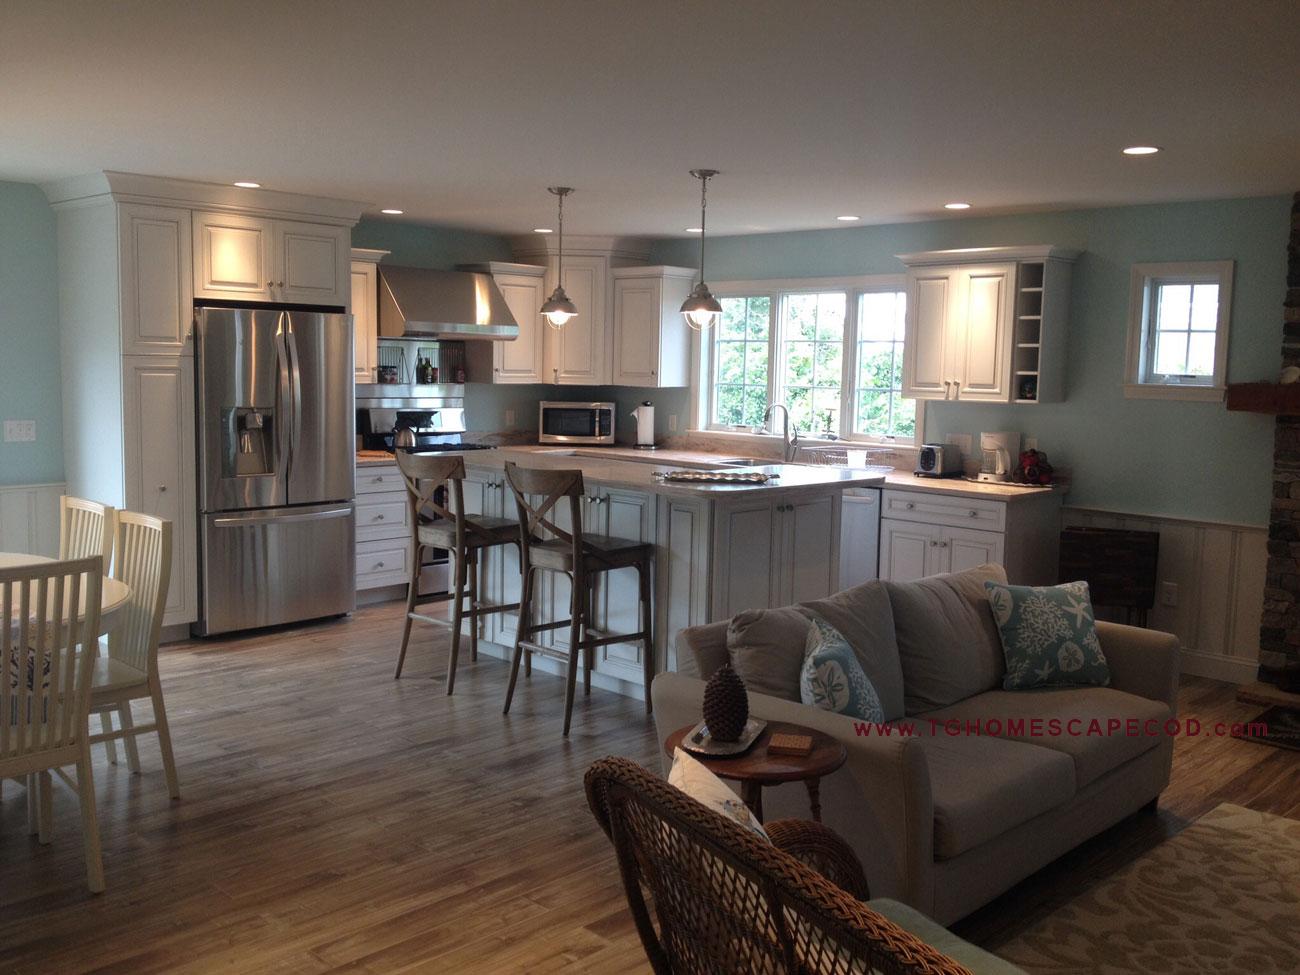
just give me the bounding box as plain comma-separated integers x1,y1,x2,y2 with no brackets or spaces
394,441,496,454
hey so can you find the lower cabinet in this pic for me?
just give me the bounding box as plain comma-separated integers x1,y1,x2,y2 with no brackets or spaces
879,518,1004,583
877,487,1059,584
710,492,840,620
839,489,881,588
121,356,198,626
355,463,412,590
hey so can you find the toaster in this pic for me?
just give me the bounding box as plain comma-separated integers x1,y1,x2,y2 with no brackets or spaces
915,443,964,478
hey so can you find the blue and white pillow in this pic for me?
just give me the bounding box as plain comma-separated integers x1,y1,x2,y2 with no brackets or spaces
985,580,1110,690
800,615,885,722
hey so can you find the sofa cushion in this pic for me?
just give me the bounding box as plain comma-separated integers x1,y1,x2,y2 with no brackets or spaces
800,616,885,721
885,564,1008,714
726,607,813,701
801,580,906,722
986,580,1110,690
905,725,1076,859
919,688,1172,790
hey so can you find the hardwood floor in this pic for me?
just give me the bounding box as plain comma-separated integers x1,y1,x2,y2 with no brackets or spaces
0,600,1295,972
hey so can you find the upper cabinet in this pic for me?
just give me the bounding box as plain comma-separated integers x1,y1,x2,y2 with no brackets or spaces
611,266,696,387
488,263,548,384
350,248,388,384
194,211,350,306
118,204,193,355
899,246,1078,404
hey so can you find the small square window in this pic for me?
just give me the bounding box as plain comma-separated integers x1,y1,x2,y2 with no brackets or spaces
1124,261,1234,401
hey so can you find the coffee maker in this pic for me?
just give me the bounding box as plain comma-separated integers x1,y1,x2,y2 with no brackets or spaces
977,432,1020,483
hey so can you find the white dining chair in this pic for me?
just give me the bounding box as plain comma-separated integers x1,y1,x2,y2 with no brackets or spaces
59,495,124,763
0,556,106,892
87,512,179,799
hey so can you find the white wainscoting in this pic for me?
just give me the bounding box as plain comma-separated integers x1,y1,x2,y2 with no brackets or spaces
1063,506,1266,684
0,483,66,558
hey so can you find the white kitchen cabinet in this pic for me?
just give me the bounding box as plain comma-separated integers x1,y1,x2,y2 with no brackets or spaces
899,246,1078,404
711,492,841,619
588,487,656,681
354,462,412,591
121,357,198,625
194,210,350,306
482,263,548,384
878,488,1058,584
839,488,881,588
545,254,609,384
118,204,193,355
192,211,274,301
350,248,388,383
610,266,696,387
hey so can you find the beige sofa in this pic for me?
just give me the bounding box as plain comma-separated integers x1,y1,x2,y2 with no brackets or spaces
652,564,1180,925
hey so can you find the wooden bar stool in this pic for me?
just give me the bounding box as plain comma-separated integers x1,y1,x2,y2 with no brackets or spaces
500,461,655,736
394,453,520,693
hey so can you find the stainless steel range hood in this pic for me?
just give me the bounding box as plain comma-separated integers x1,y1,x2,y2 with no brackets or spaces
378,266,519,340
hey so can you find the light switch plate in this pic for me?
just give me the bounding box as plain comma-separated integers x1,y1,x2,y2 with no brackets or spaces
504,409,516,426
1025,437,1039,451
669,414,678,432
3,420,36,443
1159,582,1179,607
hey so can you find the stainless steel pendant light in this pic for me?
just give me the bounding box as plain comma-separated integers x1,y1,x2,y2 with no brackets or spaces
540,186,578,328
680,168,723,331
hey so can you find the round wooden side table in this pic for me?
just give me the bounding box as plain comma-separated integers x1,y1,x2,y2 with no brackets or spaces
663,720,847,823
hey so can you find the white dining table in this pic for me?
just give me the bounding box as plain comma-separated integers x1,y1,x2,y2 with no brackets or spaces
0,552,131,636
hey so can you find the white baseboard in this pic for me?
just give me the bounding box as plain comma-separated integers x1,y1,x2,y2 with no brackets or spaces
1179,648,1258,684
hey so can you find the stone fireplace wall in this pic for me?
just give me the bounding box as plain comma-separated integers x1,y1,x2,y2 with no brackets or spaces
1261,193,1300,688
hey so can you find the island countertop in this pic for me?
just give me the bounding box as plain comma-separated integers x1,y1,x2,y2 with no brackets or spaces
446,446,884,498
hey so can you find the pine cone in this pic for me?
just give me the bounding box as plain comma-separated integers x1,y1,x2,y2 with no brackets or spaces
703,663,749,742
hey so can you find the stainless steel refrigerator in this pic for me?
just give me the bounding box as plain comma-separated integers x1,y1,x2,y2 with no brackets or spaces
194,307,356,635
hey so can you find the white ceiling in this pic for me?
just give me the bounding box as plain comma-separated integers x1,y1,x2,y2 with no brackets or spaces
2,1,1298,237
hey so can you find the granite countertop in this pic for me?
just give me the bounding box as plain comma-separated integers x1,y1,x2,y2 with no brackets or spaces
356,445,1059,501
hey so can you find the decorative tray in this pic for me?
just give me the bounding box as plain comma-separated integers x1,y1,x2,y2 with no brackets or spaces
678,718,768,757
654,470,779,484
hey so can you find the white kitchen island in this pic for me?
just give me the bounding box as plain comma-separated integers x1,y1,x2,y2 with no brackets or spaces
424,447,885,701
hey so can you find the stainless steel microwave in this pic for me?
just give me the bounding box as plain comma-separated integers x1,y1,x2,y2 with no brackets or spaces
538,401,615,445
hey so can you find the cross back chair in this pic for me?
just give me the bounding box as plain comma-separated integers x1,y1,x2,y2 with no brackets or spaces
585,756,974,975
394,452,520,692
87,511,180,798
0,557,106,893
501,462,655,736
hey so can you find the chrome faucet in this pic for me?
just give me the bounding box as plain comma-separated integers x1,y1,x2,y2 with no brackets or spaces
763,403,800,463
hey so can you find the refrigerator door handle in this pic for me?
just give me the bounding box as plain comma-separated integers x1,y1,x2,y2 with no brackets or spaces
274,322,293,486
212,505,353,528
286,323,304,486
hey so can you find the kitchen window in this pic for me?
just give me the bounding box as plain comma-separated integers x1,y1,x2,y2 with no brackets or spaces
701,276,915,444
1124,261,1234,401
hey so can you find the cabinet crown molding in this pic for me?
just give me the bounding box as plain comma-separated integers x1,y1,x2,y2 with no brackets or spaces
897,245,1081,267
611,265,699,280
43,171,370,226
509,233,651,262
457,261,547,278
351,248,390,264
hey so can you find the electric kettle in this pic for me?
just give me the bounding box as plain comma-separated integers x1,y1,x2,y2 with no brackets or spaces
630,401,656,449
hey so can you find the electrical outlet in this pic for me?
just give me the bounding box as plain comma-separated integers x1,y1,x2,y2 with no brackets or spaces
669,414,678,432
1025,437,1039,451
945,433,972,457
504,409,516,426
1159,582,1178,608
3,420,36,443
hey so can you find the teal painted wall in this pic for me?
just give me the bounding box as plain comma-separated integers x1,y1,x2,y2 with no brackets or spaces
354,219,692,442
0,181,63,485
649,197,1290,525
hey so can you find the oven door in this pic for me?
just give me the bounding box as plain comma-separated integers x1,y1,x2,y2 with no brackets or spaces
538,403,614,444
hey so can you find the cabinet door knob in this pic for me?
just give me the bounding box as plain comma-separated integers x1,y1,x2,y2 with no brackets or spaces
375,561,385,569
277,280,285,288
969,510,979,518
940,541,949,548
158,484,167,492
905,502,915,510
266,281,275,288
375,513,384,521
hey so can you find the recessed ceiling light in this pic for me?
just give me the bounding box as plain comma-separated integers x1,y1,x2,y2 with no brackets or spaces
380,208,404,215
943,202,972,210
233,181,261,189
1122,145,1161,156
685,227,704,233
836,215,860,222
533,227,553,234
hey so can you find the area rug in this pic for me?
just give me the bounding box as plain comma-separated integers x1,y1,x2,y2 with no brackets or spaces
997,804,1300,974
1233,706,1300,751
